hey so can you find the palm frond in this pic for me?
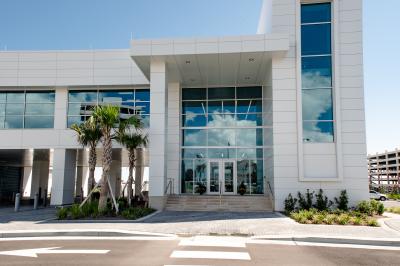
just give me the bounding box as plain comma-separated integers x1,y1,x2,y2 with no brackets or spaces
70,117,102,147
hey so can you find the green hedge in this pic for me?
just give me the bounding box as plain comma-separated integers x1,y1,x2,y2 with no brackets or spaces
56,200,155,220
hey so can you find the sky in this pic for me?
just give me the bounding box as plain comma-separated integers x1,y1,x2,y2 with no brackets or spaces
0,0,399,154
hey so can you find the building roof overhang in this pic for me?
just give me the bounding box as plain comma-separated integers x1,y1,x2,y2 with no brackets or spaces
130,34,289,87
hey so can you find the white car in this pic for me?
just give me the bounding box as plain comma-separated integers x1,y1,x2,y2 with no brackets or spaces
369,190,387,201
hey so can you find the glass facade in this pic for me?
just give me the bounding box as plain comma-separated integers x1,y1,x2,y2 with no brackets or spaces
67,88,150,127
0,91,55,129
301,3,334,143
181,86,268,195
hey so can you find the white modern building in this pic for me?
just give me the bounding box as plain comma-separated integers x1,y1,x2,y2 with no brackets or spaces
0,0,368,211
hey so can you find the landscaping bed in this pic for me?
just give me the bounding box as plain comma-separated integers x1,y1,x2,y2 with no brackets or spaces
386,206,400,214
290,209,379,226
388,194,400,201
56,199,155,220
284,189,384,227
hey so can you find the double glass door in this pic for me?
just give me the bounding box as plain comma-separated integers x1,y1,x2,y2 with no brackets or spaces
208,160,236,195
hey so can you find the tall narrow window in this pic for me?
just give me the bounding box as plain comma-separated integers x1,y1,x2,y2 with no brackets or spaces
301,3,334,143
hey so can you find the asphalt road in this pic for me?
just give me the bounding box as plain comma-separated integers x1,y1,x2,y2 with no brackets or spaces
0,237,399,266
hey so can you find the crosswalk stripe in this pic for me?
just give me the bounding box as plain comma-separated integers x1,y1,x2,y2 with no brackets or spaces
179,237,246,248
170,250,251,260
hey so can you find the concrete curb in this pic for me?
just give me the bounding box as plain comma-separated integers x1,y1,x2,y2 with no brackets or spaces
49,210,161,223
0,229,175,239
134,210,162,222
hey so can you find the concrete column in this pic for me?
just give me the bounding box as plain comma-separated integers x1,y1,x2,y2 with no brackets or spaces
21,149,34,198
30,150,50,200
50,149,77,206
167,82,180,194
76,149,89,197
148,59,168,210
54,87,68,130
75,166,89,197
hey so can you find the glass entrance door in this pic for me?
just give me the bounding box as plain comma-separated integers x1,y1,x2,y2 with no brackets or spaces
207,160,236,194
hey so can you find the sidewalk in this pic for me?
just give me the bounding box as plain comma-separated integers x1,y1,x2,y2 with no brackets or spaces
1,209,400,240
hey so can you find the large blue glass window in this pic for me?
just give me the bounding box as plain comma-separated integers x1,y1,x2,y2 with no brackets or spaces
0,91,55,129
181,86,267,195
301,3,334,143
67,88,150,128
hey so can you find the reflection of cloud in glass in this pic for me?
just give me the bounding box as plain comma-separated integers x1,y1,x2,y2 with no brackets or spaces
302,72,331,89
208,128,235,146
303,121,333,142
186,111,197,122
208,112,260,128
302,89,332,121
184,130,206,146
208,112,236,127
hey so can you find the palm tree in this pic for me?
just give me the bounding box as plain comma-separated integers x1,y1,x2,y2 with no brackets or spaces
116,116,148,206
92,105,121,211
71,116,102,199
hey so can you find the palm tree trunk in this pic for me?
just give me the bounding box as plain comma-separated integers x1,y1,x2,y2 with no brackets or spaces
127,148,135,206
98,129,112,211
88,145,97,200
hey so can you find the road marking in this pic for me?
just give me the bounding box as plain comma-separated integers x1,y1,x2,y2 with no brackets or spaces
170,250,251,260
0,247,110,258
179,236,246,248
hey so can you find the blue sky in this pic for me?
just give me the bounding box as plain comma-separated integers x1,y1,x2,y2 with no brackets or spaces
0,0,398,154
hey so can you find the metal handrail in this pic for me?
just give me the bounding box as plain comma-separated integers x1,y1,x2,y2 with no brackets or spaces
165,178,174,195
266,178,274,201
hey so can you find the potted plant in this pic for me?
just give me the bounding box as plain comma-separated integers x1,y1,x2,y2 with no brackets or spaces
195,182,207,195
238,182,247,196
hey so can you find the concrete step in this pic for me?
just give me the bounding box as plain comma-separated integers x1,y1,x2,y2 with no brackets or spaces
165,195,273,212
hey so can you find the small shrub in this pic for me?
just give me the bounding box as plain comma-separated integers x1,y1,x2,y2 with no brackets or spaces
298,189,314,210
375,201,385,215
290,212,308,224
367,218,379,227
70,204,82,219
323,214,336,225
284,193,297,214
56,207,69,220
117,197,128,211
334,190,349,211
351,216,363,226
312,213,325,224
356,200,373,216
314,189,333,211
121,207,155,220
337,214,351,225
81,200,99,218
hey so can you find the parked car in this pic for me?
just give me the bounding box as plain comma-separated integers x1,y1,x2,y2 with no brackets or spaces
369,190,387,201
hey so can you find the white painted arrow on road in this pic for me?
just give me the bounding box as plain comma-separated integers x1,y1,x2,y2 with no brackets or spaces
0,247,110,258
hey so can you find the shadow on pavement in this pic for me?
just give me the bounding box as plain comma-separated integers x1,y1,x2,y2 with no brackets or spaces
0,207,57,223
140,211,281,223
